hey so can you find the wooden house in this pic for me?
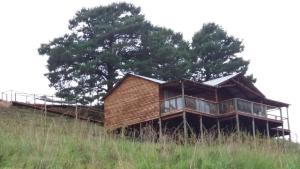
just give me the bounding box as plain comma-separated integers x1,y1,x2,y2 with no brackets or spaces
103,73,291,140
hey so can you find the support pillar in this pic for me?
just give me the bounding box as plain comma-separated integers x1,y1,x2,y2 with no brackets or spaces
121,126,125,138
183,112,187,143
181,80,185,108
236,114,240,133
75,104,78,119
217,119,221,141
215,88,220,114
251,102,255,139
252,117,256,139
266,121,270,139
286,106,291,142
280,108,285,140
158,118,162,139
199,116,204,142
139,123,142,140
44,100,47,116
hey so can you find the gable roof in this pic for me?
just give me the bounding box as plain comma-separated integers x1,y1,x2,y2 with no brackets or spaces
128,73,166,84
102,73,165,100
203,73,240,87
102,73,288,107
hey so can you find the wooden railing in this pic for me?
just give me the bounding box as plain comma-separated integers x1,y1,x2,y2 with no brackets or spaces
160,96,281,120
160,95,218,115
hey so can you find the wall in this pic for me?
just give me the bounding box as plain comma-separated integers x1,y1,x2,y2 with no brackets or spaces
104,76,160,130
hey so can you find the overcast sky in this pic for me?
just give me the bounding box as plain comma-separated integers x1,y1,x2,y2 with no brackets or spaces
0,0,299,141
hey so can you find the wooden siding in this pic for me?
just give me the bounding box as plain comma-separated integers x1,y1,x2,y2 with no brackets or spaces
104,76,160,130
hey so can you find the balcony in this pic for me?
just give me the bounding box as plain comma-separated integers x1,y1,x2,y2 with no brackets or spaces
160,95,281,120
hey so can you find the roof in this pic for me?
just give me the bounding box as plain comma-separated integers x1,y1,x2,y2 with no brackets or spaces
102,73,165,100
103,73,289,107
128,73,166,84
203,73,240,87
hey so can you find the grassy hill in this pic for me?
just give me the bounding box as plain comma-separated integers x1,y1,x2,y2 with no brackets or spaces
0,106,300,169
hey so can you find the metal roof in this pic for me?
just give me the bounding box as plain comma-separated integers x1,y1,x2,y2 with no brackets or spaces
202,73,240,87
128,73,166,84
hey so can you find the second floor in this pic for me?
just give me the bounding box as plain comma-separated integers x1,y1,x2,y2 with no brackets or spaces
103,73,289,129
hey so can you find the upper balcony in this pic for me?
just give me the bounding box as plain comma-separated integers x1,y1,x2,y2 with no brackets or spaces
160,95,283,121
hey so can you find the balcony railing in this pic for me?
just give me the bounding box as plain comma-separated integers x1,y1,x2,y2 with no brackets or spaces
160,96,280,119
160,95,218,115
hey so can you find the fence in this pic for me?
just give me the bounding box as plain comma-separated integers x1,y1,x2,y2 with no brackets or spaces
0,90,103,124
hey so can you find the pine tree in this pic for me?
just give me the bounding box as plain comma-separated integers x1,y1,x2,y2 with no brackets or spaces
190,23,255,82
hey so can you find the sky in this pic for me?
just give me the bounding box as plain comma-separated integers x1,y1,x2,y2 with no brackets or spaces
0,0,299,141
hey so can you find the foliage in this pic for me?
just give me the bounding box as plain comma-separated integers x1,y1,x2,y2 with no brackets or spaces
1,106,300,169
128,27,191,81
190,23,255,82
39,3,190,104
39,3,254,104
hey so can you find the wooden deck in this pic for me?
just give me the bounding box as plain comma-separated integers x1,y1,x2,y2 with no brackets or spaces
159,108,289,137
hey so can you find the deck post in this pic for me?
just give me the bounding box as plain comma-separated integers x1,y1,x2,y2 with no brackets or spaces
250,102,255,139
279,108,285,140
33,94,36,105
121,126,125,138
217,119,221,141
75,104,78,119
252,117,256,139
44,100,47,116
14,92,16,102
266,121,270,139
139,123,142,140
236,114,240,133
234,98,238,112
183,112,187,143
286,106,291,142
199,116,204,142
181,80,185,108
158,118,162,140
215,88,220,114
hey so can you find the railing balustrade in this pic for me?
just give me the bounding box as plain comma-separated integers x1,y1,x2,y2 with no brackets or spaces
160,96,279,119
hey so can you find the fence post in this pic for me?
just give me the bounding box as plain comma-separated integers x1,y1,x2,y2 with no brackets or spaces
279,108,285,140
10,91,12,102
14,93,17,102
286,106,291,142
44,100,47,116
52,95,54,105
75,103,78,119
34,94,36,105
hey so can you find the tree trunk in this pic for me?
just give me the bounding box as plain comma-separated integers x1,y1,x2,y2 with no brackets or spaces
106,63,115,91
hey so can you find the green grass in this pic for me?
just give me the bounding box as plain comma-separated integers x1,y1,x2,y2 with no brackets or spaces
0,106,300,169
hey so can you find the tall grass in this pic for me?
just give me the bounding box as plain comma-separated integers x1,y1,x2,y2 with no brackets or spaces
0,106,300,169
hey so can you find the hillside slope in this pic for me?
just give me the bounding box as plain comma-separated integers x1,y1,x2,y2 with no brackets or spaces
0,106,299,169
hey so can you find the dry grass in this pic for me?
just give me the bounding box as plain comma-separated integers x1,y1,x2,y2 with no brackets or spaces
0,106,300,169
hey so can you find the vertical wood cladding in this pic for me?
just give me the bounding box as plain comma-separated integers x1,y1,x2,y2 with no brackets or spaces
104,76,160,130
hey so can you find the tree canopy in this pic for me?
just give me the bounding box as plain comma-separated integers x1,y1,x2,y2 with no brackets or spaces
190,23,255,82
39,3,254,104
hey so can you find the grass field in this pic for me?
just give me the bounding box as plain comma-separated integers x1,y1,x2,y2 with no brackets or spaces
0,106,300,169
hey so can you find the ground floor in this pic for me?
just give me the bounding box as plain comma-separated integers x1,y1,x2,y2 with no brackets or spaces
114,110,291,141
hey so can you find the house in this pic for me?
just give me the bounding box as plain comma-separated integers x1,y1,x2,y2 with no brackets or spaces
103,73,291,140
